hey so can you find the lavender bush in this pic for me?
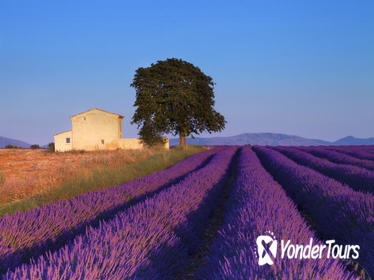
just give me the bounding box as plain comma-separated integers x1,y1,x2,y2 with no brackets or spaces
3,147,237,279
197,147,357,280
299,146,374,171
274,146,374,194
328,146,374,161
0,148,219,273
254,146,374,278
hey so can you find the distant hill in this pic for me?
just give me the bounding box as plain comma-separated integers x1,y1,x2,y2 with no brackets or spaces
170,133,374,146
0,136,30,148
332,136,374,146
170,133,330,146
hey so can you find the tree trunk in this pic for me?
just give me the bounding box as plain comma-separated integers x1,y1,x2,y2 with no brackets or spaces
179,132,186,146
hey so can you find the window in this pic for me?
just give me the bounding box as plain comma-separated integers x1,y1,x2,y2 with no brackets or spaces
66,138,70,144
101,139,104,145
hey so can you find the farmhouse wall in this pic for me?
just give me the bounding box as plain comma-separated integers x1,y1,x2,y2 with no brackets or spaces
71,110,122,151
54,130,73,152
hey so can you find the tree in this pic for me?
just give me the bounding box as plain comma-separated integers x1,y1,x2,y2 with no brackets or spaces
30,144,40,149
131,58,226,146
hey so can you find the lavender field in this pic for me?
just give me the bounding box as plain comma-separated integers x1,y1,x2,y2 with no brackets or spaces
1,145,374,279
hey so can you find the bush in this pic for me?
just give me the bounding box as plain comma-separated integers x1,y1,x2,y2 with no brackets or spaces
48,142,55,153
5,145,21,149
30,144,40,149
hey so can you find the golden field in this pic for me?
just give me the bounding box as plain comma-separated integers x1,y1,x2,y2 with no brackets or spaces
0,146,205,216
0,148,155,204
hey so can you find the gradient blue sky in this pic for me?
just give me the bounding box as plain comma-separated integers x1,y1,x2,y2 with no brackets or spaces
1,0,373,145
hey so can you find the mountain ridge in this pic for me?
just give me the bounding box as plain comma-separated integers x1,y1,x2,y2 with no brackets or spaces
332,136,374,146
0,136,30,148
170,133,374,146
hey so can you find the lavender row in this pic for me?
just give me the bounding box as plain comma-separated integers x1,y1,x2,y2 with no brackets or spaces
328,146,374,161
274,146,374,194
328,145,374,152
197,147,356,280
0,147,220,273
299,146,374,171
254,146,374,277
3,147,237,279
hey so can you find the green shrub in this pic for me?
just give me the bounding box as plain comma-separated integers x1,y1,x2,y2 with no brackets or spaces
30,144,40,149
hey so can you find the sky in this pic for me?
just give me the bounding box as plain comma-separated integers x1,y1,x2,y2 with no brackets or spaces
1,0,373,145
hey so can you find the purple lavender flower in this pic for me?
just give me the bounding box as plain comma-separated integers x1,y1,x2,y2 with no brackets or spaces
3,147,237,279
198,147,357,280
254,146,374,278
0,148,220,273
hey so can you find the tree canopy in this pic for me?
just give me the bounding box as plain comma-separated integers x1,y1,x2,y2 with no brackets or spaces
131,58,226,146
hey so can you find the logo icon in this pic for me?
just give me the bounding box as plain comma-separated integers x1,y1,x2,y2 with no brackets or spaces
254,232,360,266
256,231,277,265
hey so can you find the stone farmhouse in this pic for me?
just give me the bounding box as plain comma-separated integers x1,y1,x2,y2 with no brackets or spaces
54,108,169,152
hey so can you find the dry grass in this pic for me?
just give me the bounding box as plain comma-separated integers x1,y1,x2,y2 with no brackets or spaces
0,146,206,215
0,148,161,204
